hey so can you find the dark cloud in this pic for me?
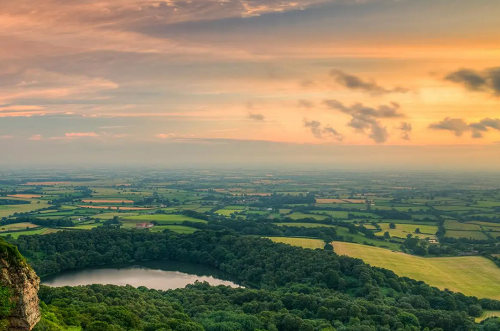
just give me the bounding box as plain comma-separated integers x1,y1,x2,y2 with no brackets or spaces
445,67,500,96
429,117,500,138
330,69,409,95
469,118,500,138
303,119,322,138
298,99,314,108
303,119,343,141
248,113,265,121
398,122,412,140
323,99,404,118
323,99,404,144
428,118,469,137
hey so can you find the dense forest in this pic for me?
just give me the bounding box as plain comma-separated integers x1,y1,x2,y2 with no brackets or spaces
9,229,500,331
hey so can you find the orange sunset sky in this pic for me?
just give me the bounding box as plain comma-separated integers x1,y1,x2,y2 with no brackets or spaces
1,0,499,168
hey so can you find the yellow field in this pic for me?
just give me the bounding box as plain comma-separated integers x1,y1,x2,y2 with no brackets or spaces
22,181,70,186
79,206,152,210
316,199,345,204
82,199,134,203
0,198,50,218
265,237,325,249
0,222,39,232
7,194,42,198
476,311,500,323
332,242,500,300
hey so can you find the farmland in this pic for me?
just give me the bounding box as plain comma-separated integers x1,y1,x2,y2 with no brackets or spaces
1,169,500,303
332,242,500,299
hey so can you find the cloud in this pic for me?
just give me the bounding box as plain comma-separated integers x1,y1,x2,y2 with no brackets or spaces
28,134,42,141
330,69,409,95
155,133,195,139
428,118,469,136
303,119,322,138
398,122,412,140
429,117,500,138
445,67,500,96
303,119,343,141
65,132,98,137
0,135,14,139
298,100,314,108
324,99,404,143
248,113,265,121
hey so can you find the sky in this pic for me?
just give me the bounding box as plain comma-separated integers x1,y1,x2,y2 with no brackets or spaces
1,0,500,169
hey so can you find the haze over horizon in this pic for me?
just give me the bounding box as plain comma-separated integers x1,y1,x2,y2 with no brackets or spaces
1,0,500,169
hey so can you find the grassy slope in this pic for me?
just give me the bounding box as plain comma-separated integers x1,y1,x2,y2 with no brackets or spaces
265,237,326,249
476,311,500,323
332,241,500,300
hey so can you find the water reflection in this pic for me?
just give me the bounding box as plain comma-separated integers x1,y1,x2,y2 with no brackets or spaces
42,260,240,290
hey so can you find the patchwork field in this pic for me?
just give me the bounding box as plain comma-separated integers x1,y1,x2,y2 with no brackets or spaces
332,242,500,299
265,237,326,249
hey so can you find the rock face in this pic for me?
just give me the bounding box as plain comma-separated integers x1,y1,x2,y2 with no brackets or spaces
0,241,40,331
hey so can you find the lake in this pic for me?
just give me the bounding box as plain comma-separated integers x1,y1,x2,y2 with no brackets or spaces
41,260,240,290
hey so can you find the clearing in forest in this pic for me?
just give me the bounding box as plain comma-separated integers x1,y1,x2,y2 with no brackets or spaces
265,237,326,249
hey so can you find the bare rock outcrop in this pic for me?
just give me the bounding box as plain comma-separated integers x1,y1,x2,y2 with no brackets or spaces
0,240,40,331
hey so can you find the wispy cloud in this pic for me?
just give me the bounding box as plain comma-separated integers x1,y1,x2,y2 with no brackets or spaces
330,69,409,95
303,119,343,141
248,113,265,121
28,134,42,141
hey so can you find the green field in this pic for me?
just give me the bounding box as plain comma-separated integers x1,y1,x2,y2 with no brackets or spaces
288,212,329,220
265,237,326,249
445,230,489,240
274,223,335,228
333,242,500,300
149,225,197,234
0,198,50,218
0,228,59,238
378,223,438,240
310,210,380,219
445,220,482,231
215,208,243,216
121,214,207,224
335,226,402,251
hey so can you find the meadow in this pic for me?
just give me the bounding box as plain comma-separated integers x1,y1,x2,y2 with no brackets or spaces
332,242,500,299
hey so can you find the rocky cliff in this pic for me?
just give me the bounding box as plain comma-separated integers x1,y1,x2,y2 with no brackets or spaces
0,240,40,331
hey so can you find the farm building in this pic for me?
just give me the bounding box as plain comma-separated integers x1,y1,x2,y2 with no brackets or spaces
136,223,154,229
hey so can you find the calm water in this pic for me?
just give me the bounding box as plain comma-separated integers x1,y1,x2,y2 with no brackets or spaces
41,260,240,290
